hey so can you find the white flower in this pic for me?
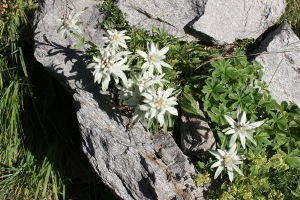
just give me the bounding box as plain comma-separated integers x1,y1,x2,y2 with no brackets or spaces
103,29,131,50
57,11,83,37
133,72,165,93
133,87,178,126
223,107,264,149
137,43,172,75
118,72,166,106
210,144,245,182
87,48,130,92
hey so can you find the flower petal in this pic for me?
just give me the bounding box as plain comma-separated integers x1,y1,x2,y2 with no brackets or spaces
157,113,164,126
225,129,236,135
101,75,111,92
240,111,247,125
154,63,163,74
240,134,246,149
160,61,172,69
209,150,222,160
214,166,224,179
236,106,242,118
224,115,236,126
245,133,257,146
229,134,238,148
166,106,178,116
248,121,264,128
229,143,237,155
232,164,244,176
159,46,169,55
137,50,148,59
211,161,222,168
227,169,234,182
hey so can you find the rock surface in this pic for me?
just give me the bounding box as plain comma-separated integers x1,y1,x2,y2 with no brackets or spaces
180,103,216,160
117,0,208,41
34,0,207,199
192,0,286,44
255,23,300,107
117,0,286,44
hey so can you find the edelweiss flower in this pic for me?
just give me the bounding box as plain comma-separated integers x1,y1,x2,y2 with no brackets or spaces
133,72,165,93
103,29,131,50
87,48,130,92
210,144,245,182
137,43,172,75
118,72,166,106
57,11,83,38
223,107,264,149
133,87,178,126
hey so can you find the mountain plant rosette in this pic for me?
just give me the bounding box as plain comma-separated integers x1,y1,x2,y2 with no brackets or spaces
57,4,300,199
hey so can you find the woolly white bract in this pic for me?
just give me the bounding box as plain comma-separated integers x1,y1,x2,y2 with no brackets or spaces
137,42,172,75
57,11,83,38
210,144,245,182
133,87,178,126
118,72,165,106
87,48,130,92
103,29,131,51
223,107,264,149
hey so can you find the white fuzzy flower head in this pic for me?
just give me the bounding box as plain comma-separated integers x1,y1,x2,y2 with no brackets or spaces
223,107,264,149
57,11,83,38
133,72,165,93
137,43,172,75
210,144,245,182
118,72,166,106
133,87,178,126
103,29,131,50
87,48,130,92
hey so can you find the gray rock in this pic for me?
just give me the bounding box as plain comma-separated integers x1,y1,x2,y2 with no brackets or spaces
192,0,286,44
180,103,216,160
255,23,300,107
34,0,207,199
117,0,208,41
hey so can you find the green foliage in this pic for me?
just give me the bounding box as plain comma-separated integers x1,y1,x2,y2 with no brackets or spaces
193,172,211,187
196,49,300,199
208,152,299,200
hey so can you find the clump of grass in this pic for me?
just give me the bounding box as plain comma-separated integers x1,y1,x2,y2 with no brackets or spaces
0,0,68,199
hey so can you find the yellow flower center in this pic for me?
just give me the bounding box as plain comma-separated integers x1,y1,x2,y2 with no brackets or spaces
224,156,232,163
154,98,164,109
237,125,244,131
63,19,69,26
110,34,119,40
99,59,109,68
149,55,158,61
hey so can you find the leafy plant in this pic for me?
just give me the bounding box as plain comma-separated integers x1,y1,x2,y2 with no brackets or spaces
197,50,300,199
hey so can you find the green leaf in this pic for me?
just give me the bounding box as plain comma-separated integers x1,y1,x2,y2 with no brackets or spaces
277,119,287,131
179,93,200,116
286,156,300,168
292,183,300,197
71,41,85,49
196,161,205,169
228,93,239,100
